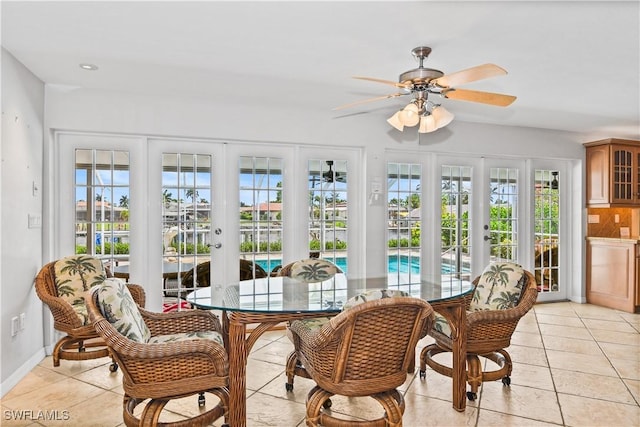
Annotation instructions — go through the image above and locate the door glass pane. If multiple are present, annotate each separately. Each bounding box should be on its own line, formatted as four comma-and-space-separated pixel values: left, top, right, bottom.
489, 167, 518, 263
441, 165, 472, 282
535, 170, 560, 293
309, 160, 347, 271
387, 163, 421, 284
239, 156, 283, 277
161, 153, 212, 303
75, 149, 130, 275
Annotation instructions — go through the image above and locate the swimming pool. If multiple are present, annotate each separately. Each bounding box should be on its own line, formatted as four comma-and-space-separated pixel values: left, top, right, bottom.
255, 256, 464, 275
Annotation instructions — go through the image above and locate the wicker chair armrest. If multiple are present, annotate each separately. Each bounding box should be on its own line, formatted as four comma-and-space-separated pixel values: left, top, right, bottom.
37, 291, 85, 329
93, 316, 227, 368
139, 307, 222, 336
468, 273, 538, 322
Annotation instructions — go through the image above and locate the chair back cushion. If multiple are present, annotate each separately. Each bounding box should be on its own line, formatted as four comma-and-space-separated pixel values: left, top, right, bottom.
290, 259, 339, 282
95, 278, 151, 343
54, 255, 108, 324
342, 288, 410, 311
470, 262, 525, 311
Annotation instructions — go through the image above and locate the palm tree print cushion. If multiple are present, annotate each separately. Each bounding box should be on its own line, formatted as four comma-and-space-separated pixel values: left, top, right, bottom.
290, 316, 333, 333
470, 262, 525, 311
432, 312, 454, 337
290, 289, 409, 334
290, 259, 339, 283
149, 330, 224, 346
342, 289, 410, 311
54, 255, 107, 324
96, 278, 151, 343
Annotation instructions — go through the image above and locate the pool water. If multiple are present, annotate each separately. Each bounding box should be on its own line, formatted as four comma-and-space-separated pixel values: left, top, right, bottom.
255, 255, 459, 275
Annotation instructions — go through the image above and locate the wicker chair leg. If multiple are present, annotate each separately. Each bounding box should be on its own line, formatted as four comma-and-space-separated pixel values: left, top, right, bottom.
53, 336, 110, 366
372, 389, 405, 427
285, 351, 312, 392
139, 398, 168, 426
481, 349, 513, 384
306, 385, 332, 427
123, 391, 228, 427
419, 343, 451, 379
285, 351, 298, 391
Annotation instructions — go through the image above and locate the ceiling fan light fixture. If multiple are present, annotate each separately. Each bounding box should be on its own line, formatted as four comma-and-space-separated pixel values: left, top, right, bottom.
418, 114, 437, 133
399, 102, 420, 127
387, 111, 405, 131
431, 105, 455, 129
338, 47, 516, 137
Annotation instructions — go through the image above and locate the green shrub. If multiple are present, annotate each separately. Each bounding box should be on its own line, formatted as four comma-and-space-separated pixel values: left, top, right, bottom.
240, 241, 256, 252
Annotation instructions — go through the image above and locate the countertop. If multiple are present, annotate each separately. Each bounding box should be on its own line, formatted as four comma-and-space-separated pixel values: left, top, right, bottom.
586, 236, 640, 243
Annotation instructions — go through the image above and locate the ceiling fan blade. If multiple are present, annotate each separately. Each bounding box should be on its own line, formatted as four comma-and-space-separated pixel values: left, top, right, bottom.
353, 76, 412, 89
333, 93, 406, 111
442, 88, 516, 107
434, 64, 507, 88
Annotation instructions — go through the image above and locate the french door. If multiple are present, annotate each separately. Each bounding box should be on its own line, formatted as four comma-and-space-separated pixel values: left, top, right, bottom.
56, 133, 364, 311
436, 155, 567, 302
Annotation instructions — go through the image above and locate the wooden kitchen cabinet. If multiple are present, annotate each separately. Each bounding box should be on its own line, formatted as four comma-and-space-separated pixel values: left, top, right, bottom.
585, 138, 640, 207
586, 238, 640, 313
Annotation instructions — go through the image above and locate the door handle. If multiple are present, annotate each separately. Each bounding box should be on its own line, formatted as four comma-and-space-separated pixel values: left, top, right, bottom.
484, 235, 491, 241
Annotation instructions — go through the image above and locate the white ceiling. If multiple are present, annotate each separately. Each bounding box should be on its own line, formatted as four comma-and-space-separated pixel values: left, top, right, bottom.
2, 1, 639, 140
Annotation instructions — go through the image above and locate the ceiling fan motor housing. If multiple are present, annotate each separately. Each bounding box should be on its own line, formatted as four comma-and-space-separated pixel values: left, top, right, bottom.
399, 67, 445, 88
400, 46, 444, 87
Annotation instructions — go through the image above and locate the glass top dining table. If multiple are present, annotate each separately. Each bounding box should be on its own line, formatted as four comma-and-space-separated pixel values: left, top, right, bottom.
187, 273, 473, 313
186, 274, 474, 427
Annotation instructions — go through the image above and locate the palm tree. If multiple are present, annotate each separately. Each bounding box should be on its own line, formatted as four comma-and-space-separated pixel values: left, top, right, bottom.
185, 189, 199, 202
162, 189, 174, 205
119, 195, 129, 208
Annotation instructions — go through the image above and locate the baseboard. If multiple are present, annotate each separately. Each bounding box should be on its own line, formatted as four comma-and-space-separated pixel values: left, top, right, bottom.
0, 348, 46, 398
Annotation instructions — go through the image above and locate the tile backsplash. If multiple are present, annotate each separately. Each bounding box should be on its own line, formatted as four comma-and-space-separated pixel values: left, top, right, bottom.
587, 207, 640, 238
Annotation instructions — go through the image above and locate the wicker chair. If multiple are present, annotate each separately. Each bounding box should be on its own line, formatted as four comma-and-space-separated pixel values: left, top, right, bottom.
34, 255, 146, 370
419, 262, 539, 401
168, 260, 212, 300
287, 296, 434, 426
86, 279, 229, 427
239, 258, 268, 280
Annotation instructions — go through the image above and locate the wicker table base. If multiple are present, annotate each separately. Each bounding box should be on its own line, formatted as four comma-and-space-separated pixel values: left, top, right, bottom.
221, 297, 467, 427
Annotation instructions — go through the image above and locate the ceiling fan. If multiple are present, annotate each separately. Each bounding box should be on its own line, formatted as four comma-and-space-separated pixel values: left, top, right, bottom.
334, 46, 517, 133
322, 161, 346, 183
309, 161, 347, 187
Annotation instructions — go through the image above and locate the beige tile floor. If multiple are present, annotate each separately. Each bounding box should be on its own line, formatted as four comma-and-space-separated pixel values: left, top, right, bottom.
2, 301, 639, 426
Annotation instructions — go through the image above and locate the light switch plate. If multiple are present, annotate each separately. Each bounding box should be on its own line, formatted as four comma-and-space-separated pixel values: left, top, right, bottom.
587, 214, 600, 224
28, 214, 41, 228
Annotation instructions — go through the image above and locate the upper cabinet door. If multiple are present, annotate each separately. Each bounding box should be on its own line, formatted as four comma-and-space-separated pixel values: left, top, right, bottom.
585, 139, 640, 207
586, 144, 610, 206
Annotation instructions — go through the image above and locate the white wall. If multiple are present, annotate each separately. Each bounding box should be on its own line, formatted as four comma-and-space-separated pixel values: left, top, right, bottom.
1, 49, 46, 395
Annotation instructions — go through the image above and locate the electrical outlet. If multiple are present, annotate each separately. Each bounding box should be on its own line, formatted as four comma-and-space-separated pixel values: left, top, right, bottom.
11, 316, 19, 337
19, 313, 26, 330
